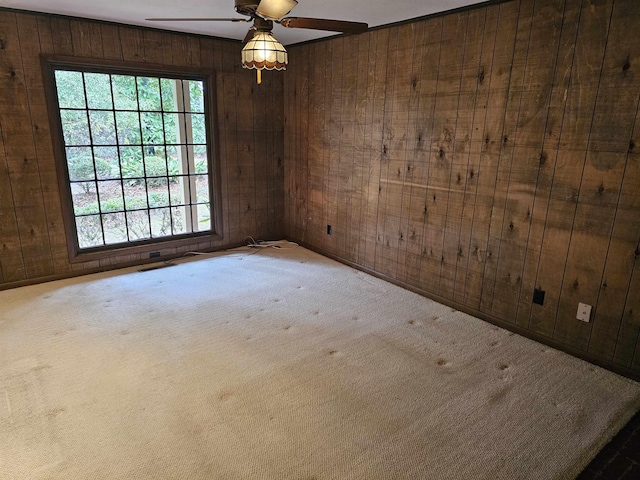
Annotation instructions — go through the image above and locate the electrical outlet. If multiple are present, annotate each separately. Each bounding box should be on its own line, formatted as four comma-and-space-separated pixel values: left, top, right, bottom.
576, 302, 592, 322
149, 251, 161, 258
532, 288, 545, 305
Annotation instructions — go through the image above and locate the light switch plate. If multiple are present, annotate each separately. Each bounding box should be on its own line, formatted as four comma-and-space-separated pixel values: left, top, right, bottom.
576, 302, 592, 322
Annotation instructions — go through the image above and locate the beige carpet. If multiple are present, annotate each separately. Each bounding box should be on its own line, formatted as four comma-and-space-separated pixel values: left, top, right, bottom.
1, 244, 639, 479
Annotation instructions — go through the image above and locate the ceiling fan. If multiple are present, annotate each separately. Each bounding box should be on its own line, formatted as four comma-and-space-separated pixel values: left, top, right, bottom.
147, 0, 368, 83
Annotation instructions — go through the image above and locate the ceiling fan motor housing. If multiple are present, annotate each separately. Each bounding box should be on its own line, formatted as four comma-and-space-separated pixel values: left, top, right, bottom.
234, 0, 260, 17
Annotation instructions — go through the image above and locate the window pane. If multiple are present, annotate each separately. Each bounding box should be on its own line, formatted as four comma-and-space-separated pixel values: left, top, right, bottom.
71, 181, 99, 215
160, 78, 177, 111
148, 178, 170, 208
60, 109, 90, 145
98, 180, 124, 213
145, 150, 168, 178
169, 179, 184, 206
195, 175, 209, 203
195, 203, 211, 232
166, 146, 180, 175
137, 77, 162, 111
194, 146, 208, 173
94, 146, 118, 179
116, 111, 141, 145
120, 146, 144, 180
171, 207, 188, 235
85, 73, 113, 109
66, 147, 94, 181
163, 113, 180, 143
89, 110, 117, 145
112, 75, 138, 110
126, 211, 151, 241
187, 80, 205, 113
55, 71, 85, 108
191, 114, 206, 144
140, 112, 165, 145
123, 183, 148, 210
150, 208, 171, 238
102, 212, 128, 244
76, 215, 104, 248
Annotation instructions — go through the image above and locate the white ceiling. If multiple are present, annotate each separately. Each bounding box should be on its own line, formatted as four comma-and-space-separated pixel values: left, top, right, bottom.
3, 0, 490, 45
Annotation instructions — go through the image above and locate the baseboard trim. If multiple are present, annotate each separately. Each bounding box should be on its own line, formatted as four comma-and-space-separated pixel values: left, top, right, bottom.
0, 241, 247, 291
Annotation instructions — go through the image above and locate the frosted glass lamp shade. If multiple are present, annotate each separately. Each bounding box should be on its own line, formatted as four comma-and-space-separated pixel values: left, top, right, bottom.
241, 31, 288, 71
256, 0, 298, 20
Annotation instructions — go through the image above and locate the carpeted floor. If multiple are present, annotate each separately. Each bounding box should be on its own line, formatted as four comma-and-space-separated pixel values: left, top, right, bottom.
1, 244, 639, 479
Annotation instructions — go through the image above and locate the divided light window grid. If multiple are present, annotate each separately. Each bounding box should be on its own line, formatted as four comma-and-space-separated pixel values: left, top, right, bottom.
54, 69, 212, 250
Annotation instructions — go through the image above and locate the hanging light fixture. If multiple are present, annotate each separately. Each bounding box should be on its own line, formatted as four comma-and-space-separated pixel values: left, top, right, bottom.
241, 19, 287, 85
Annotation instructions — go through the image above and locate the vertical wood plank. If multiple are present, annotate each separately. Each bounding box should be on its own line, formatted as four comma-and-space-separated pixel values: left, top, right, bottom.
517, 0, 582, 328
439, 9, 483, 300
529, 0, 614, 339
551, 0, 617, 350
455, 4, 498, 304
21, 14, 71, 275
462, 0, 520, 309
491, 0, 566, 322
360, 29, 389, 270
0, 12, 54, 279
480, 0, 534, 315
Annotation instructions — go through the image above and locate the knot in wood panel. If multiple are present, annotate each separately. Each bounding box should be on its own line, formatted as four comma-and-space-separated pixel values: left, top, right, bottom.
478, 66, 485, 84
539, 152, 547, 165
623, 56, 631, 72
630, 140, 635, 152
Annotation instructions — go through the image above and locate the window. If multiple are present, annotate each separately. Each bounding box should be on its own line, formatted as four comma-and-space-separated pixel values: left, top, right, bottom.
43, 57, 221, 260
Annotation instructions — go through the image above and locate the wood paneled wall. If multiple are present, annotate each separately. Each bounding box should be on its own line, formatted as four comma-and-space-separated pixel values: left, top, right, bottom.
0, 10, 284, 287
284, 0, 640, 375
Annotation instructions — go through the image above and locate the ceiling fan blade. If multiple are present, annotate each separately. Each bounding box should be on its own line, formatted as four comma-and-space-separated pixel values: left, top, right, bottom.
279, 17, 368, 34
242, 28, 256, 46
145, 18, 248, 22
256, 0, 298, 20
